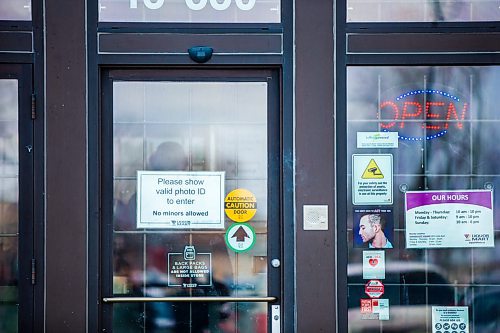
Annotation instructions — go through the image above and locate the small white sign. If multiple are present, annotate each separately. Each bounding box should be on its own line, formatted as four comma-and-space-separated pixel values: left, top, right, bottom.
303, 205, 328, 230
136, 171, 225, 229
373, 299, 389, 320
432, 306, 469, 333
405, 190, 494, 248
363, 251, 385, 279
352, 154, 393, 205
357, 132, 399, 149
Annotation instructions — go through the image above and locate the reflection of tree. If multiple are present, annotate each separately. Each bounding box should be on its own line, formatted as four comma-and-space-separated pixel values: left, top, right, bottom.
113, 141, 235, 332
425, 67, 478, 187
348, 0, 474, 22
431, 0, 445, 21
430, 1, 473, 21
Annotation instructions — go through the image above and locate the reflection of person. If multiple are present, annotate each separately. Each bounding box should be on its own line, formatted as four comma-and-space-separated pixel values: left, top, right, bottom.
114, 141, 189, 231
149, 141, 188, 171
113, 141, 233, 332
174, 277, 231, 333
358, 214, 393, 249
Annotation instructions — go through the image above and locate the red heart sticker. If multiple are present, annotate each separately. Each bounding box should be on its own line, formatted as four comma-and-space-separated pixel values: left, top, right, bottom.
368, 258, 378, 267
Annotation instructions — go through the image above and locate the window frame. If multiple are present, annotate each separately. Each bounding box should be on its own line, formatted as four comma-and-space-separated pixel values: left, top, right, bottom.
336, 0, 500, 331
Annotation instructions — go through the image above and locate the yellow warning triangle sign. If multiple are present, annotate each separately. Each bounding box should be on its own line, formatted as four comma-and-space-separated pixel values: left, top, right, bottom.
361, 159, 384, 179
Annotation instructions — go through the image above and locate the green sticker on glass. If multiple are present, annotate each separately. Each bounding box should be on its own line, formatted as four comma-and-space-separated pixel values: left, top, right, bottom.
225, 223, 256, 253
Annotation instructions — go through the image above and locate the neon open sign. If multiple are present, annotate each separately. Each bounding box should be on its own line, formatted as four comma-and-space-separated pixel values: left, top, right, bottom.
378, 89, 468, 141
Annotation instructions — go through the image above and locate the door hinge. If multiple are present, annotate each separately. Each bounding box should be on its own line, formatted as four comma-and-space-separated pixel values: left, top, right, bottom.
31, 259, 36, 285
31, 93, 36, 120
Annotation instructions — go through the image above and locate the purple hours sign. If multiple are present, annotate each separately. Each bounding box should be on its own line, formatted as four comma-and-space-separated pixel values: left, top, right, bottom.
405, 190, 494, 249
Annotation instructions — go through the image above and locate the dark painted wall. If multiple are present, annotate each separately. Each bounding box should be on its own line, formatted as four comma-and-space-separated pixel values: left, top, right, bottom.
295, 0, 337, 331
45, 0, 87, 331
42, 0, 336, 331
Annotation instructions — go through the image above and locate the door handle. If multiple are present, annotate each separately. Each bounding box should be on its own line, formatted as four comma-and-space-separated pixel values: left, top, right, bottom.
103, 296, 277, 303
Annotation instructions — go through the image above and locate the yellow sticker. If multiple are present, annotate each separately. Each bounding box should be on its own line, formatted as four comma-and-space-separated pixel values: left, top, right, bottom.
362, 159, 384, 179
224, 188, 257, 223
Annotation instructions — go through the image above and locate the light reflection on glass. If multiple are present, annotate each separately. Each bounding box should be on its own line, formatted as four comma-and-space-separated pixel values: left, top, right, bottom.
99, 0, 280, 23
0, 79, 19, 333
347, 66, 500, 332
0, 1, 31, 21
112, 81, 268, 332
347, 0, 500, 22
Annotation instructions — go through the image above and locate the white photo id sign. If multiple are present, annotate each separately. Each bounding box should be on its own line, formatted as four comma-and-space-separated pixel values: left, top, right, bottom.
137, 171, 225, 229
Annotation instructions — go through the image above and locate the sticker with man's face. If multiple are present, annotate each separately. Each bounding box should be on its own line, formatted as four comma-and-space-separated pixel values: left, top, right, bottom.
353, 208, 394, 249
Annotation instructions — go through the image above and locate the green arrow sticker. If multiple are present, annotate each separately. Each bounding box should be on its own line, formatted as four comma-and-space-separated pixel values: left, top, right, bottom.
225, 223, 256, 253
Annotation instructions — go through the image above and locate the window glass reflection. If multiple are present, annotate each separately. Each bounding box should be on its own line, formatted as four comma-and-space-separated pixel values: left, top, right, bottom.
347, 66, 500, 332
112, 80, 268, 331
0, 0, 31, 21
0, 79, 19, 332
347, 0, 500, 22
99, 0, 280, 23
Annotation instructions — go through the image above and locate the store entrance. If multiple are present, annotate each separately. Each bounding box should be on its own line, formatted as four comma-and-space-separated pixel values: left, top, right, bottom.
100, 69, 282, 332
0, 64, 35, 332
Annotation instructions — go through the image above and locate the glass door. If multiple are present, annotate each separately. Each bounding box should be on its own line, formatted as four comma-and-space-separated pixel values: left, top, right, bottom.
0, 64, 34, 332
101, 69, 281, 333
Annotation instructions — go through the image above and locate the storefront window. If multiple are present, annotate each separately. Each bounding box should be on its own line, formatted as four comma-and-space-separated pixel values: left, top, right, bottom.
347, 0, 500, 22
99, 0, 280, 23
0, 0, 31, 21
347, 66, 500, 332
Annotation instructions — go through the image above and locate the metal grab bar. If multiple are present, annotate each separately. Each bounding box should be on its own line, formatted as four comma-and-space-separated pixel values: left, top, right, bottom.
103, 296, 278, 303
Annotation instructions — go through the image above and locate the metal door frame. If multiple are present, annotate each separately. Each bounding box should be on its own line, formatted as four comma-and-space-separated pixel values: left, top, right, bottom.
99, 67, 283, 332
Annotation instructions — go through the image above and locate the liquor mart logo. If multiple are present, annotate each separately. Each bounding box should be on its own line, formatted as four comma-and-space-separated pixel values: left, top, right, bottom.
465, 233, 490, 244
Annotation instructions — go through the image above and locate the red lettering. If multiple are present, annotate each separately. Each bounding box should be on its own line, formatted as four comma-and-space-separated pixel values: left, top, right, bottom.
400, 101, 422, 128
445, 102, 467, 129
423, 101, 444, 130
378, 91, 468, 139
379, 101, 398, 129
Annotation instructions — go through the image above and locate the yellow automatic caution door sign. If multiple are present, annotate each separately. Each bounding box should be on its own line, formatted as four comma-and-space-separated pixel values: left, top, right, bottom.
224, 188, 257, 222
362, 159, 384, 179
